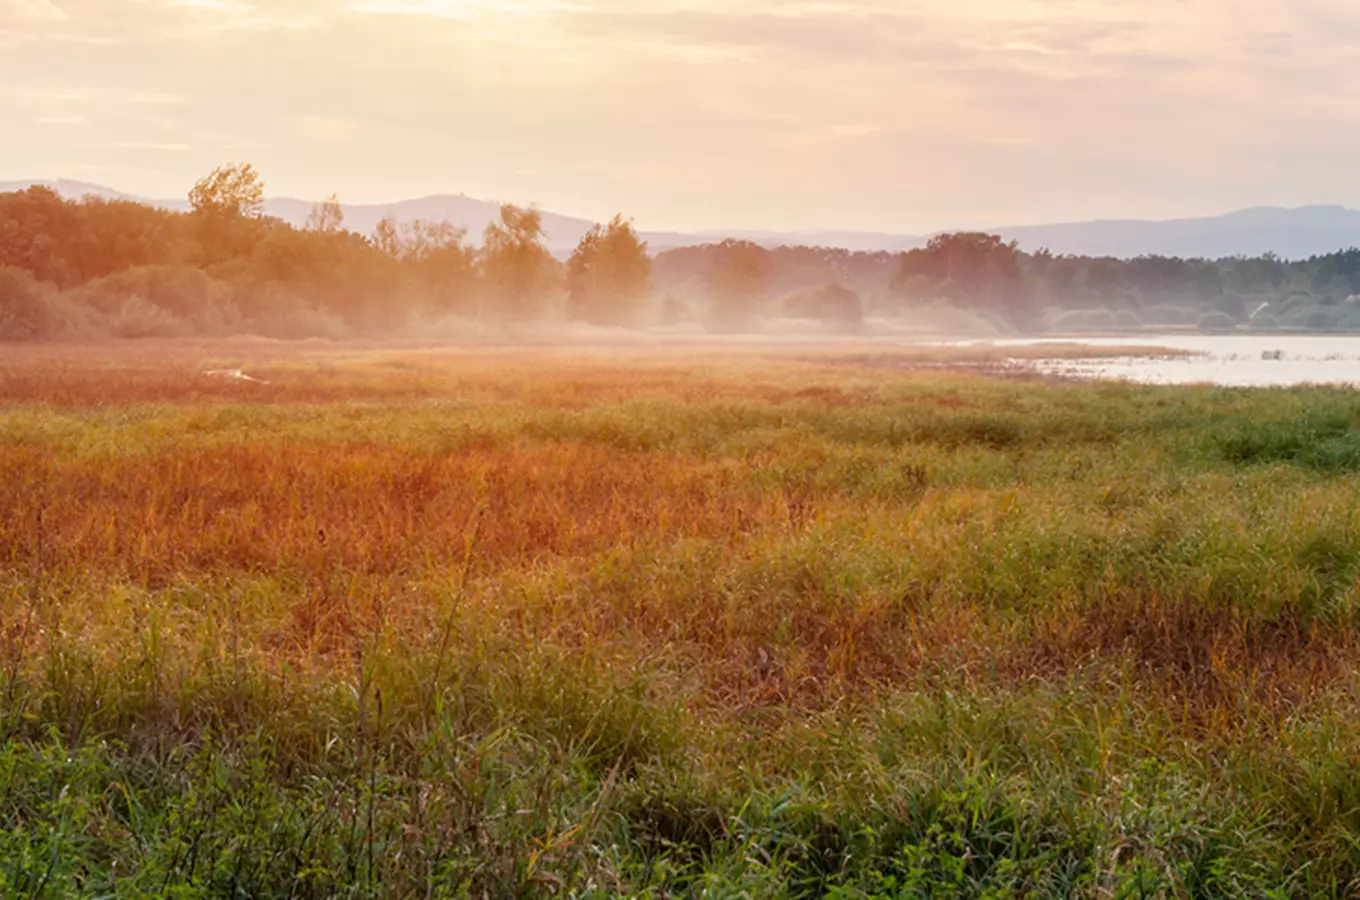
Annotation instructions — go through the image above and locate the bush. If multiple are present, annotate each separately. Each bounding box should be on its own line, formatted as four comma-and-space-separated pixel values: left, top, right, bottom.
0, 266, 68, 340
69, 265, 238, 335
781, 284, 864, 331
658, 295, 689, 326
1249, 313, 1280, 331
885, 299, 1002, 337
1114, 309, 1142, 330
1282, 305, 1342, 331
247, 284, 350, 339
1306, 308, 1337, 330
1139, 304, 1198, 326
1047, 308, 1116, 333
1197, 311, 1237, 332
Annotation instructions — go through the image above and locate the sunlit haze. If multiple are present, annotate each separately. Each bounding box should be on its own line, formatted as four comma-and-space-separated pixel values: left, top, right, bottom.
4, 0, 1359, 231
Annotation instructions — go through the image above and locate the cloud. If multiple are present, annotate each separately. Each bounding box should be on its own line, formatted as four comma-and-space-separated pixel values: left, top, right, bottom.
112, 141, 192, 151
3, 0, 1360, 230
4, 0, 67, 20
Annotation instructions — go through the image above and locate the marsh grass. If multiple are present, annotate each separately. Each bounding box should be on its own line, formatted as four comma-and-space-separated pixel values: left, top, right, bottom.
3, 342, 1360, 896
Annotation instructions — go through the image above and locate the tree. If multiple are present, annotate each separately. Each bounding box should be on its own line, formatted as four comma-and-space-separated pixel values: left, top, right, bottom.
188, 163, 265, 220
306, 194, 344, 233
0, 187, 75, 287
567, 215, 651, 326
372, 215, 402, 258
704, 240, 769, 330
187, 163, 267, 265
781, 283, 863, 332
0, 265, 62, 339
889, 232, 1038, 329
481, 204, 555, 322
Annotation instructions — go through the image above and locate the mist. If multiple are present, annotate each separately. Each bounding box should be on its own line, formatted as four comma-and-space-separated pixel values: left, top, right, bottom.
5, 164, 1360, 346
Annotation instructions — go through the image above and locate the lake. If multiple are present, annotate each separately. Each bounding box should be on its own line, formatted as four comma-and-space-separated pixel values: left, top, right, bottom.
981, 335, 1360, 387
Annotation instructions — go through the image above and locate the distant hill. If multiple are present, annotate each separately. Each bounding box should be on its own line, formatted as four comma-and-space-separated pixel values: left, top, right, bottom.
7, 179, 1360, 260
990, 206, 1360, 260
0, 179, 607, 255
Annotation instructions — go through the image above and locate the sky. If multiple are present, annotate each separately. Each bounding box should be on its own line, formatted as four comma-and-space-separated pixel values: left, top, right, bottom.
3, 0, 1360, 233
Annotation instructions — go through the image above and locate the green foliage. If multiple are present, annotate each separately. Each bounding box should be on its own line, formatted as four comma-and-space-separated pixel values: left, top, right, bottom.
1218, 410, 1360, 473
1048, 308, 1117, 332
891, 233, 1039, 331
0, 265, 64, 339
13, 167, 1360, 341
703, 239, 771, 331
567, 215, 652, 326
781, 283, 864, 332
305, 193, 345, 233
10, 352, 1360, 891
188, 162, 265, 220
1197, 310, 1237, 332
659, 294, 689, 326
1139, 304, 1199, 326
1114, 308, 1142, 330
482, 204, 558, 321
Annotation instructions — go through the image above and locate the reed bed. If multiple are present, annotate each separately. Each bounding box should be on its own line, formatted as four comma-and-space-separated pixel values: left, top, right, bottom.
2, 341, 1359, 897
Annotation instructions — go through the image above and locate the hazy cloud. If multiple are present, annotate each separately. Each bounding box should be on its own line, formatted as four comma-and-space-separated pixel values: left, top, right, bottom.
2, 0, 1360, 231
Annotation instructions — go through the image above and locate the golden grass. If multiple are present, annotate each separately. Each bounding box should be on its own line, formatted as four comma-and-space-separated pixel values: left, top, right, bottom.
3, 339, 1360, 895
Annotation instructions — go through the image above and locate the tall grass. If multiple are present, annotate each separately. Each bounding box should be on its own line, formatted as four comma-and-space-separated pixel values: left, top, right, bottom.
3, 342, 1360, 896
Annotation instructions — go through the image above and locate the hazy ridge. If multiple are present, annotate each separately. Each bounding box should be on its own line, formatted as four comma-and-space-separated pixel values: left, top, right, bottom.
7, 178, 1360, 260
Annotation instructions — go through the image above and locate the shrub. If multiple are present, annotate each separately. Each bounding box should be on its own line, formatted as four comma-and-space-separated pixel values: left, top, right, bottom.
1139, 304, 1198, 326
1082, 308, 1116, 331
1281, 305, 1341, 331
0, 266, 68, 340
658, 295, 689, 326
1249, 312, 1280, 331
1306, 308, 1337, 330
107, 294, 188, 338
893, 299, 1002, 336
1114, 309, 1142, 330
1197, 310, 1236, 332
1047, 308, 1116, 333
69, 265, 239, 335
247, 284, 350, 339
781, 284, 864, 331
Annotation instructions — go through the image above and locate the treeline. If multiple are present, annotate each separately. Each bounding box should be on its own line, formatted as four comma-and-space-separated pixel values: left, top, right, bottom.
0, 164, 651, 340
653, 233, 1360, 335
7, 163, 1360, 340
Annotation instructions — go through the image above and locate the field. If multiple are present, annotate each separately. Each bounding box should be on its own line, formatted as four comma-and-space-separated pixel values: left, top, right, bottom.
4, 339, 1360, 897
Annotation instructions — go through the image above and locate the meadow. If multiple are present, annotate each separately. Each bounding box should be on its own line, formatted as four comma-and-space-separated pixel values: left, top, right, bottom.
3, 338, 1360, 897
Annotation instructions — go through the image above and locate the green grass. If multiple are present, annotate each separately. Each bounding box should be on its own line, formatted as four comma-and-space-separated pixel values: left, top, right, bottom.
3, 345, 1360, 896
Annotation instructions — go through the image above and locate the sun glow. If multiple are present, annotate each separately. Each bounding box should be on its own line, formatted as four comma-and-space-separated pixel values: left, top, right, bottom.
347, 0, 572, 17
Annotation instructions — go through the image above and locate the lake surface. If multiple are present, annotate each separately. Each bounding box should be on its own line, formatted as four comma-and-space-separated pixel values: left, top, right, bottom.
991, 335, 1360, 388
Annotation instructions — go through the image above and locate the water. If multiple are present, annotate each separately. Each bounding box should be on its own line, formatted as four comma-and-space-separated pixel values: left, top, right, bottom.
988, 335, 1360, 387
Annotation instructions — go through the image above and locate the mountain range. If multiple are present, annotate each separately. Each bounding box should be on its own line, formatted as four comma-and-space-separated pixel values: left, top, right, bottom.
7, 178, 1360, 261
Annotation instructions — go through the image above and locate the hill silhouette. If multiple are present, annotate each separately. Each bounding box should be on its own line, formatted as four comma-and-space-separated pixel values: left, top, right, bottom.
6, 179, 1360, 260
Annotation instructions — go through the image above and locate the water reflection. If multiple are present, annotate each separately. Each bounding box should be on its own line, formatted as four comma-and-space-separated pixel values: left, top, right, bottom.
984, 335, 1360, 387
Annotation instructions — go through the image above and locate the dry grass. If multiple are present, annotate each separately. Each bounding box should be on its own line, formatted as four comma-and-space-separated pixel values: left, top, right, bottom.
2, 339, 1360, 897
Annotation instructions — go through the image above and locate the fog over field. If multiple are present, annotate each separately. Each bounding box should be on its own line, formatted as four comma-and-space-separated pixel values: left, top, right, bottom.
10, 0, 1360, 896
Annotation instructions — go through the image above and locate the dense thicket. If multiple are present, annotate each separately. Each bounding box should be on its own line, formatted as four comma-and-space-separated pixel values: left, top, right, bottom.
6, 165, 1360, 339
0, 166, 646, 340
652, 234, 1360, 335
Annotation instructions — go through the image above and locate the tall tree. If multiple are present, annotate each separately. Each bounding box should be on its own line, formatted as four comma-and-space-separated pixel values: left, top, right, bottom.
481, 204, 555, 321
704, 239, 769, 329
188, 163, 267, 264
306, 194, 344, 233
188, 163, 265, 220
567, 215, 651, 326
